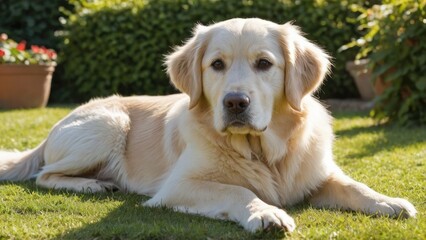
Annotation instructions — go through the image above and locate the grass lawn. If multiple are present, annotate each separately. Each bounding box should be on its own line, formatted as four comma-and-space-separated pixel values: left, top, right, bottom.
0, 107, 425, 239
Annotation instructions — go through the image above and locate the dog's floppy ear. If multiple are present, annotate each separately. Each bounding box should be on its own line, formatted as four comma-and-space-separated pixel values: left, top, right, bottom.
278, 23, 331, 111
166, 24, 209, 109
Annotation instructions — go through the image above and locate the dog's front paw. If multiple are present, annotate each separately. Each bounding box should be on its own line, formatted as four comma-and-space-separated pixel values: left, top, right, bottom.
246, 202, 295, 233
142, 198, 161, 207
368, 197, 417, 218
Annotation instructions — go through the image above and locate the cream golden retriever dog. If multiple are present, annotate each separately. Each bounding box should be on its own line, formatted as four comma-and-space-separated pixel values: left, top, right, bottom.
0, 18, 416, 232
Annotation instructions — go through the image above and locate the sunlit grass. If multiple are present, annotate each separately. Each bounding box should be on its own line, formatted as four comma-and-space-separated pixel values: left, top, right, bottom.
0, 108, 424, 239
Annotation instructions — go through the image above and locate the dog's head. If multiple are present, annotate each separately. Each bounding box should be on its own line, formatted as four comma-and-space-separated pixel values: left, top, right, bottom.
167, 18, 330, 135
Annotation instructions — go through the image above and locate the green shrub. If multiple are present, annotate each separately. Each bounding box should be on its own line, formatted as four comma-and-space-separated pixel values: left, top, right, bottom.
0, 0, 71, 49
345, 0, 426, 126
58, 0, 362, 102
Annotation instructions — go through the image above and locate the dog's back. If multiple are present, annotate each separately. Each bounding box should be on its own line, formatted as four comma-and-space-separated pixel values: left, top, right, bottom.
0, 94, 187, 194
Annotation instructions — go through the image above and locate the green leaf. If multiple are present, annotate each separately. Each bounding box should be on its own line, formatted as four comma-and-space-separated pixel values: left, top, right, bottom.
415, 76, 426, 91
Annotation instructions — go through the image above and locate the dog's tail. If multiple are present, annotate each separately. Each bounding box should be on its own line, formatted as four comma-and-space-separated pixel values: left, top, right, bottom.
0, 140, 46, 181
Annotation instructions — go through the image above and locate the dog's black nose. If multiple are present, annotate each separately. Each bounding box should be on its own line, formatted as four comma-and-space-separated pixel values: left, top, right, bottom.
223, 92, 250, 114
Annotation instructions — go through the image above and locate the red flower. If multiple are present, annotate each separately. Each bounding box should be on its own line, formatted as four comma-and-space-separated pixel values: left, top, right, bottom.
0, 49, 5, 57
16, 41, 26, 51
31, 45, 41, 53
46, 50, 57, 60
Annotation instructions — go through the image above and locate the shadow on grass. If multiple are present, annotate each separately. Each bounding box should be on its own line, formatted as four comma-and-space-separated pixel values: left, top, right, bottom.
333, 111, 426, 159
1, 181, 290, 240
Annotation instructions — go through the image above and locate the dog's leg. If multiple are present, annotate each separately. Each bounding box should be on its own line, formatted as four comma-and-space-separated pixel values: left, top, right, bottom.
35, 103, 130, 193
309, 173, 417, 218
36, 154, 119, 193
143, 148, 295, 233
36, 173, 118, 192
144, 180, 295, 232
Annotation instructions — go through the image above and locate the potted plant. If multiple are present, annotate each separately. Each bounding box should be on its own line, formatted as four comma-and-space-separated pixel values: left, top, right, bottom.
345, 59, 391, 101
341, 1, 425, 126
0, 33, 57, 109
341, 4, 392, 101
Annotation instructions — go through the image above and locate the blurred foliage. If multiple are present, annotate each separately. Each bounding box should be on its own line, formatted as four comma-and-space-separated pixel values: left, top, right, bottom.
0, 0, 71, 49
57, 0, 364, 102
343, 0, 426, 126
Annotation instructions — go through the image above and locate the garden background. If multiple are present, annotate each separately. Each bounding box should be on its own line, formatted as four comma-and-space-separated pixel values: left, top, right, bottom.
1, 0, 424, 125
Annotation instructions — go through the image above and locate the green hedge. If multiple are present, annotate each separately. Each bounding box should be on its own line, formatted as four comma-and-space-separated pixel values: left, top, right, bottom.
0, 0, 71, 49
58, 0, 363, 102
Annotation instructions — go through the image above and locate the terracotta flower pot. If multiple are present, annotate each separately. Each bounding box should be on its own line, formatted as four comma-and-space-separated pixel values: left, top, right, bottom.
346, 59, 375, 100
346, 59, 391, 101
0, 64, 54, 109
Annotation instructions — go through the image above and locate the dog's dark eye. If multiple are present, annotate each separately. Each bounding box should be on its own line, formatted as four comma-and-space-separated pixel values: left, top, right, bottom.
256, 59, 272, 71
211, 59, 225, 71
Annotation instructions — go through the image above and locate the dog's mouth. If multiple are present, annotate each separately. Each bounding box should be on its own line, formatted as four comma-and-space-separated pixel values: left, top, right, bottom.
228, 120, 247, 127
222, 120, 267, 134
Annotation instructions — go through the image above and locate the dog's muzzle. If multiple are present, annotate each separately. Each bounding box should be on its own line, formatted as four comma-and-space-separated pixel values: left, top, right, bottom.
223, 92, 250, 114
222, 92, 252, 128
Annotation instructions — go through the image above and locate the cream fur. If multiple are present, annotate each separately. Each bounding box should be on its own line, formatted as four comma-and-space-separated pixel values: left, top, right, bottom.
0, 18, 416, 232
